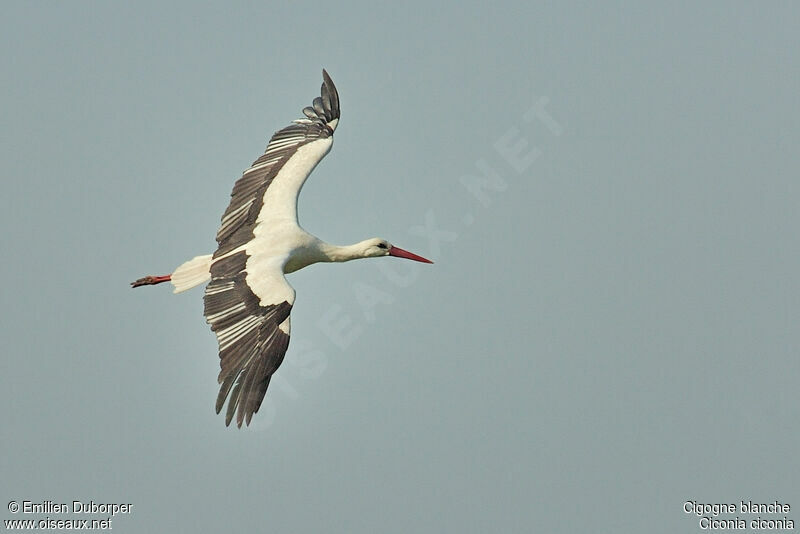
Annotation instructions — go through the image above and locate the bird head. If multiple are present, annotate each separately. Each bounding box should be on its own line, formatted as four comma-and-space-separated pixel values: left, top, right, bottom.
361, 238, 433, 263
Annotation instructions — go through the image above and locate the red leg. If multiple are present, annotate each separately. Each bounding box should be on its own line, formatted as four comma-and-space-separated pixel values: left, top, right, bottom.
131, 274, 172, 288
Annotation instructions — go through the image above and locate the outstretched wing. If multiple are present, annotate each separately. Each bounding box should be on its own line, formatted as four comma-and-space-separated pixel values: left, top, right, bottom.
204, 250, 296, 427
213, 69, 341, 259
205, 70, 340, 427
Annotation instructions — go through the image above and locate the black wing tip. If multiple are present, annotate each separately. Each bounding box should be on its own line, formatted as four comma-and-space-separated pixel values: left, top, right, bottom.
320, 68, 340, 122
322, 68, 332, 84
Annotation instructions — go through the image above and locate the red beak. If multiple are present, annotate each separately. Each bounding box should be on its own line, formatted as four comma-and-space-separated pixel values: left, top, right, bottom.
388, 246, 434, 264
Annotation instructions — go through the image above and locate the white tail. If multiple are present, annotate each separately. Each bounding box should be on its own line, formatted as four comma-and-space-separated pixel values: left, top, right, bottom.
171, 254, 213, 293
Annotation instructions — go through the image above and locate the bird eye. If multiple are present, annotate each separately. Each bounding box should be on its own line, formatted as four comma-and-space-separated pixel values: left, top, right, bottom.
377, 243, 387, 249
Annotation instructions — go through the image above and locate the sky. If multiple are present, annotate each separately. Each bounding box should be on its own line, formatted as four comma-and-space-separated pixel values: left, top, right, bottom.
1, 2, 798, 533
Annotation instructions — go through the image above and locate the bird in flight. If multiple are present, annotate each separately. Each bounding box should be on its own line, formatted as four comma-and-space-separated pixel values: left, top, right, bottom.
132, 70, 433, 427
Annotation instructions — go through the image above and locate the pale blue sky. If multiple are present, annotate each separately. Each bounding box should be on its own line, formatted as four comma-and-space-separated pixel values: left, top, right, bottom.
2, 2, 798, 533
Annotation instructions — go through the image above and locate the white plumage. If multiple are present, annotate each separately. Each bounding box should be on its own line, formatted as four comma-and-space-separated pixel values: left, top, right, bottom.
133, 70, 432, 427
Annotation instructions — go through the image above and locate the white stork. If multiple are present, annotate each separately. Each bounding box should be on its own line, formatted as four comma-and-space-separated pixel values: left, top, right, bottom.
132, 70, 433, 427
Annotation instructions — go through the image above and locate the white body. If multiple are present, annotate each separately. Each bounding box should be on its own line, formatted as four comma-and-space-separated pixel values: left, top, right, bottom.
146, 71, 430, 428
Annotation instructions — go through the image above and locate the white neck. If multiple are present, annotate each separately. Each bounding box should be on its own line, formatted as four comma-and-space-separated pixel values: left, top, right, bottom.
318, 240, 370, 263
284, 238, 376, 274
